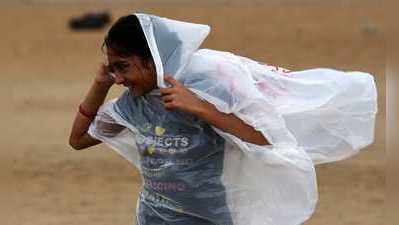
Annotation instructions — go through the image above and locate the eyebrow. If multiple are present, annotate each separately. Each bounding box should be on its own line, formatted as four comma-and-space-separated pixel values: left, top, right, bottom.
108, 60, 129, 69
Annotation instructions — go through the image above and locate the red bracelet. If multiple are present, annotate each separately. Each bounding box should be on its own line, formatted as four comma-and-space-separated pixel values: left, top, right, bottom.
79, 104, 97, 120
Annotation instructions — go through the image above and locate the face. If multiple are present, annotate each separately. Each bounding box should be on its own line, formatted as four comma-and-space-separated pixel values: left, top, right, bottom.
106, 48, 157, 96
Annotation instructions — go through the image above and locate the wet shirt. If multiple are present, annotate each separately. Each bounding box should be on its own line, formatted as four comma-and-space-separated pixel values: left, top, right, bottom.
115, 91, 233, 225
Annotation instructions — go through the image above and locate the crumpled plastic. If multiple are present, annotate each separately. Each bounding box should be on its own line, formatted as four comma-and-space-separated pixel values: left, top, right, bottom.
88, 13, 377, 225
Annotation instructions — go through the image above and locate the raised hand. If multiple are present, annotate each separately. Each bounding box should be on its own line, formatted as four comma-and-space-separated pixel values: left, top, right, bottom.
94, 63, 115, 88
160, 75, 207, 115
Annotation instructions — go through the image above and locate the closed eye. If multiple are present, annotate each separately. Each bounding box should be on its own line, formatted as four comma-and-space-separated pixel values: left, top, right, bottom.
110, 62, 129, 73
115, 64, 128, 71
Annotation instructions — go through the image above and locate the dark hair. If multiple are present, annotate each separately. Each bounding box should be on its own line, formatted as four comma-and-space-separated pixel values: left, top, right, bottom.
102, 15, 152, 60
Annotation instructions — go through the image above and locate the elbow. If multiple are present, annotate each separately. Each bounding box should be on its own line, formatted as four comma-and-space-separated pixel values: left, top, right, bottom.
252, 138, 269, 146
69, 137, 84, 150
252, 132, 270, 146
259, 139, 270, 146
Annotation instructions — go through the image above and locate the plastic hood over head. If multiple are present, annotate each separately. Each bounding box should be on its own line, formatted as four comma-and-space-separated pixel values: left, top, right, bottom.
135, 13, 210, 88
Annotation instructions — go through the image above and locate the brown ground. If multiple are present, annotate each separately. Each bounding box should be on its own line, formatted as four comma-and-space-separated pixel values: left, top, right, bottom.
3, 1, 385, 225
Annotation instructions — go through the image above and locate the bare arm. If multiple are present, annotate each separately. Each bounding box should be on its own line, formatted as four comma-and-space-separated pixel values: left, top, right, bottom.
69, 64, 115, 150
196, 101, 269, 145
160, 76, 269, 146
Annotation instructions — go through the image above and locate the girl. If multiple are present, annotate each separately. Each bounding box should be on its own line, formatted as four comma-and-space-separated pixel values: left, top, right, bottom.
69, 13, 377, 225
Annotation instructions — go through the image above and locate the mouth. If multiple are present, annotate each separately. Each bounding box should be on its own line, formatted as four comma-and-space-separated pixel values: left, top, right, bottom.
122, 82, 133, 89
128, 85, 137, 93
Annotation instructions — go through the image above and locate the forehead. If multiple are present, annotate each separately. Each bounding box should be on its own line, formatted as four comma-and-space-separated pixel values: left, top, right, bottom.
106, 48, 125, 62
105, 48, 140, 65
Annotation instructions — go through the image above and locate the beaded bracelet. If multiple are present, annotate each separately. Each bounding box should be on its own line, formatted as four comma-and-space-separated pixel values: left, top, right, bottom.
79, 104, 97, 120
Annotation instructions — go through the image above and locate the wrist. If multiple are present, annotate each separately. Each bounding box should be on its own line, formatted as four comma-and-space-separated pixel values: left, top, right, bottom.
93, 79, 113, 90
79, 104, 97, 120
194, 100, 213, 119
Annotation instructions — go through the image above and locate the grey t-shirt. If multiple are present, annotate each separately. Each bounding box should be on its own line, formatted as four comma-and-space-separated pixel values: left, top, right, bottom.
115, 90, 233, 225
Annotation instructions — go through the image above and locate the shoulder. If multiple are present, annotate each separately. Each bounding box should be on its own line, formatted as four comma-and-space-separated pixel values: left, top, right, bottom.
115, 89, 143, 115
183, 49, 252, 87
116, 89, 137, 106
191, 49, 238, 63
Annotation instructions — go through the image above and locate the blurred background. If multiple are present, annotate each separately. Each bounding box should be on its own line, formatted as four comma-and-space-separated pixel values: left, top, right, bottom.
4, 0, 384, 225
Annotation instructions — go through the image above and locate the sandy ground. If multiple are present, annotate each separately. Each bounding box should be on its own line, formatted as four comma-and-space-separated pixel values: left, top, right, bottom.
3, 1, 385, 225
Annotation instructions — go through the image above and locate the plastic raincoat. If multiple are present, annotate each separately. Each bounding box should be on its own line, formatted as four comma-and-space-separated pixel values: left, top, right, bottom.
88, 13, 377, 225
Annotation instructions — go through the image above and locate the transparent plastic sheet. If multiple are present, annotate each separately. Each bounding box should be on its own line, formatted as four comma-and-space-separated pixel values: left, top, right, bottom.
235, 53, 378, 164
88, 13, 377, 225
89, 90, 317, 225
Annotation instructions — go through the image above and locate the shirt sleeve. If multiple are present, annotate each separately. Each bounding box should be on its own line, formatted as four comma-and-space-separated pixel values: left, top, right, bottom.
88, 99, 141, 167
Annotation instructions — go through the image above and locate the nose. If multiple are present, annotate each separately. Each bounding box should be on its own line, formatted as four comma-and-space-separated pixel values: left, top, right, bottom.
114, 73, 125, 85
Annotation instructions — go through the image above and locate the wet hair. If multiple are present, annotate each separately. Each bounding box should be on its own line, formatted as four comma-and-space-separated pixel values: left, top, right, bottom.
102, 15, 152, 60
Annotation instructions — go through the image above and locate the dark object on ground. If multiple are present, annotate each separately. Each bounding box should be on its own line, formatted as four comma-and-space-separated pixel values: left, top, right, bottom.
69, 11, 111, 30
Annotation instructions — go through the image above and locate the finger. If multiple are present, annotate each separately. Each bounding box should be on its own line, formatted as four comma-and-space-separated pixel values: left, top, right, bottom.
164, 75, 181, 87
163, 101, 176, 110
100, 63, 110, 75
98, 63, 105, 71
160, 87, 175, 95
162, 94, 175, 102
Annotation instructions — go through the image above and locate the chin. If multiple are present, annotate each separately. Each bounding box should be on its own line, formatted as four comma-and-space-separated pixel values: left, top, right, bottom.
129, 87, 144, 96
